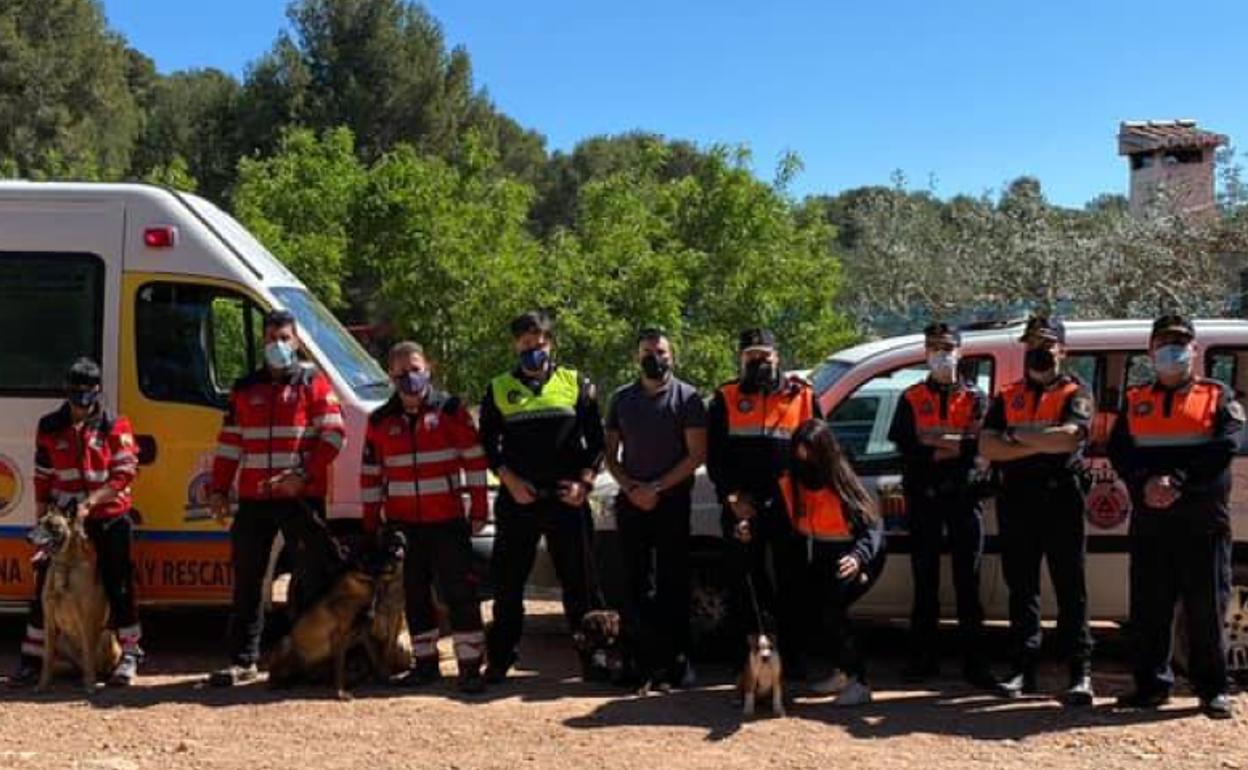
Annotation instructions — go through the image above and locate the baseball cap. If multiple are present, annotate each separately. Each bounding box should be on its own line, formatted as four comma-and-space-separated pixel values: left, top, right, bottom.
923, 322, 962, 346
1150, 313, 1195, 342
1019, 315, 1066, 344
738, 328, 776, 353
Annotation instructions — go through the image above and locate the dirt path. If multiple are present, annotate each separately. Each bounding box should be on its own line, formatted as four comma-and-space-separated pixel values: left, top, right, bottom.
0, 603, 1243, 770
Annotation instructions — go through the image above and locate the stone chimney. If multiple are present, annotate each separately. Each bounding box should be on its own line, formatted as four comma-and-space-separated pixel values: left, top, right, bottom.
1118, 119, 1226, 218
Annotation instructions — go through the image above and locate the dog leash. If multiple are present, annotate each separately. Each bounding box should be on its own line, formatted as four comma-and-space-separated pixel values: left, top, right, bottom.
576, 498, 610, 612
743, 571, 767, 636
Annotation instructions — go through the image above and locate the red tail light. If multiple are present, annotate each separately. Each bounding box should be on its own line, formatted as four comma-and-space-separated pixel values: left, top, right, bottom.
143, 226, 178, 248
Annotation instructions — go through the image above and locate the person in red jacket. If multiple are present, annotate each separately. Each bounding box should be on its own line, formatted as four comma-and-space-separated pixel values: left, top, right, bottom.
207, 309, 347, 687
10, 358, 142, 687
361, 341, 490, 693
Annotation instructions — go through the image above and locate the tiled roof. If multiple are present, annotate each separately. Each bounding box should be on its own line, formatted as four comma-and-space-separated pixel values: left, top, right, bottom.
1118, 120, 1227, 155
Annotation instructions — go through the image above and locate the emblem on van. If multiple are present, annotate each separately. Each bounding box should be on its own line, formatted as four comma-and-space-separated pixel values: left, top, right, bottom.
1085, 479, 1131, 530
0, 454, 24, 519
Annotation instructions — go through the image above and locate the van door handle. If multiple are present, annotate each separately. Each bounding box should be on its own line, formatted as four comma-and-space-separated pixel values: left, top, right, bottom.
135, 435, 158, 466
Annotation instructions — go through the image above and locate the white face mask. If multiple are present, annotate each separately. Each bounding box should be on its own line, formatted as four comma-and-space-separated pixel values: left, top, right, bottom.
927, 351, 959, 383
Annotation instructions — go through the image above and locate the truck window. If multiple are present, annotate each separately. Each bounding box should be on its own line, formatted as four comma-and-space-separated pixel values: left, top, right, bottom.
1205, 347, 1248, 454
827, 356, 994, 472
136, 283, 264, 409
0, 253, 104, 395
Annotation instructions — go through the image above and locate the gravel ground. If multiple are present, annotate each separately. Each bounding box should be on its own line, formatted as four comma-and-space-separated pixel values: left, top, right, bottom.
0, 601, 1243, 770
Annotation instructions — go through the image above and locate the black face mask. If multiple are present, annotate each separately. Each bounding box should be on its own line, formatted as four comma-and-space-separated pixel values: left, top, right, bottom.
740, 359, 777, 394
1025, 348, 1057, 374
795, 460, 828, 490
641, 353, 671, 381
68, 390, 100, 409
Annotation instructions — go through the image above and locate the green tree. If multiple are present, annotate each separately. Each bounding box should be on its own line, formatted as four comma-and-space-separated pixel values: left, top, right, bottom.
352, 132, 542, 397
131, 69, 243, 199
232, 127, 368, 310
0, 0, 140, 179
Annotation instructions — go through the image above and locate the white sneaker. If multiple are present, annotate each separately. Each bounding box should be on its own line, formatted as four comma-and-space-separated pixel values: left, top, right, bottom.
832, 679, 872, 707
810, 670, 849, 695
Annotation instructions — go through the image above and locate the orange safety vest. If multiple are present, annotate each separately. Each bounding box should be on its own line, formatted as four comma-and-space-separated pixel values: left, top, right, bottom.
719, 381, 816, 441
999, 378, 1082, 432
778, 474, 852, 541
902, 382, 980, 439
1125, 379, 1221, 448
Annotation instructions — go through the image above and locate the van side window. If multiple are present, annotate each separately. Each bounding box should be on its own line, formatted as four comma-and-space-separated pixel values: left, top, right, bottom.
828, 356, 994, 472
136, 283, 264, 409
0, 253, 104, 395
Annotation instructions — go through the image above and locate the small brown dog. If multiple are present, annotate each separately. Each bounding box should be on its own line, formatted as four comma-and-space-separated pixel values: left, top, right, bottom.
574, 608, 629, 684
29, 508, 122, 695
739, 633, 784, 717
267, 528, 409, 699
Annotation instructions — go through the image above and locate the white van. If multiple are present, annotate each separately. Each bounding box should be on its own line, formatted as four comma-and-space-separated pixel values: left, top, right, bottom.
0, 182, 396, 607
592, 320, 1248, 674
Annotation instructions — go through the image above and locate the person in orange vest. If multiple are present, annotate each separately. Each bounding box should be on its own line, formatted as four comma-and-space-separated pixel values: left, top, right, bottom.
1109, 314, 1243, 720
361, 341, 490, 693
889, 323, 998, 691
980, 316, 1096, 705
780, 419, 884, 705
11, 358, 142, 687
206, 309, 347, 687
707, 328, 820, 680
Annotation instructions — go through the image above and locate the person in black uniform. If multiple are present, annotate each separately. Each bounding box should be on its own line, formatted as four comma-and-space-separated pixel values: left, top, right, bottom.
478, 310, 605, 683
979, 316, 1096, 705
1109, 314, 1243, 720
890, 323, 998, 691
706, 328, 821, 680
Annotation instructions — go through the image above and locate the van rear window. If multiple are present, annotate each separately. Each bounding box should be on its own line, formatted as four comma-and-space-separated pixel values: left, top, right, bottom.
0, 252, 104, 395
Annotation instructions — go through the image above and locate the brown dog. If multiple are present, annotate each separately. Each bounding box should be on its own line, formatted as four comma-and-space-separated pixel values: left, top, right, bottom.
574, 608, 630, 684
267, 527, 408, 699
29, 508, 122, 695
738, 633, 784, 717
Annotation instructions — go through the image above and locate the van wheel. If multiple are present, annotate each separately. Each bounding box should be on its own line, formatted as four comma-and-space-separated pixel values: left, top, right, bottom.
1174, 562, 1248, 684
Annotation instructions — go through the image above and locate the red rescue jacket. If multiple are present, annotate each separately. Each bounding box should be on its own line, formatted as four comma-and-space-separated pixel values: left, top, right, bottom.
361, 393, 489, 532
34, 403, 138, 520
211, 365, 345, 500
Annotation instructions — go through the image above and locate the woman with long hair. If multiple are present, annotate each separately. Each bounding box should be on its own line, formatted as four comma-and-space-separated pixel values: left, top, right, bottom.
779, 418, 886, 706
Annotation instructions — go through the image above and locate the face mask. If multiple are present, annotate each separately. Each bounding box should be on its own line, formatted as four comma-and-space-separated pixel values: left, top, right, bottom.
795, 459, 828, 489
927, 351, 959, 383
397, 370, 431, 397
68, 389, 99, 409
1024, 347, 1057, 374
1153, 344, 1192, 378
641, 353, 671, 381
740, 359, 777, 394
265, 340, 297, 370
519, 348, 549, 373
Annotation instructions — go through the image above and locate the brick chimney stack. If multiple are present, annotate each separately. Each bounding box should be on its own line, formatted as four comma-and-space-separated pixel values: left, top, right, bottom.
1118, 119, 1226, 219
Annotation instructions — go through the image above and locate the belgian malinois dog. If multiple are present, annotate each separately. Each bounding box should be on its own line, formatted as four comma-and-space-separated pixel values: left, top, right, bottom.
267, 527, 409, 699
29, 507, 122, 695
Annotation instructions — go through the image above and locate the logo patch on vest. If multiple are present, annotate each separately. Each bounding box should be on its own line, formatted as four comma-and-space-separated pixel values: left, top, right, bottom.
506, 389, 523, 405
919, 400, 935, 415
737, 399, 754, 414
1010, 394, 1025, 411
1134, 401, 1153, 417
388, 426, 401, 437
424, 413, 440, 430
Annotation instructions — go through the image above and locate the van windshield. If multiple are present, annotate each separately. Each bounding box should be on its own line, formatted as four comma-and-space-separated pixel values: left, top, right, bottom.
811, 359, 853, 396
271, 287, 391, 402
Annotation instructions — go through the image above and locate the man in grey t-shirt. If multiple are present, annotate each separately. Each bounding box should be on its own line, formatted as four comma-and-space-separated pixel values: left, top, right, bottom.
605, 328, 707, 688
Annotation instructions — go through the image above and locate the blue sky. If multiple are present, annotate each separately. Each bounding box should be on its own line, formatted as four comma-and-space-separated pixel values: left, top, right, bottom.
102, 0, 1248, 208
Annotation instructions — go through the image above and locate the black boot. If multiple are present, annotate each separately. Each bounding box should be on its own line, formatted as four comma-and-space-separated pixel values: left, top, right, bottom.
483, 652, 515, 685
902, 653, 941, 683
401, 657, 442, 687
1062, 662, 1094, 707
457, 659, 485, 694
7, 655, 41, 688
1116, 688, 1171, 709
997, 663, 1039, 698
962, 660, 1002, 693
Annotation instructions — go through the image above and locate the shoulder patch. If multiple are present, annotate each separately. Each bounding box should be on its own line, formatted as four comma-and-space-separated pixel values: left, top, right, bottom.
1228, 401, 1246, 422
1070, 395, 1093, 419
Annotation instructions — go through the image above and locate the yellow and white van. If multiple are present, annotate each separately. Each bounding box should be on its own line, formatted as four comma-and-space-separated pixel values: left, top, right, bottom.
0, 182, 393, 607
